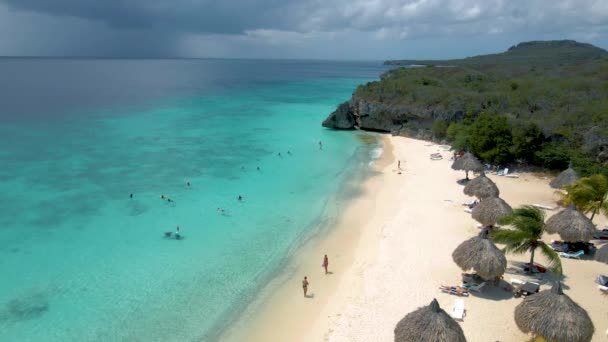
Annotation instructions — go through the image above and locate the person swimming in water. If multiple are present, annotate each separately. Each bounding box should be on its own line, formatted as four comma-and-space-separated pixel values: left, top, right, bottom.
287, 150, 292, 155
186, 181, 190, 187
161, 195, 165, 199
238, 195, 243, 201
319, 141, 323, 150
130, 193, 133, 198
278, 152, 282, 157
257, 166, 260, 171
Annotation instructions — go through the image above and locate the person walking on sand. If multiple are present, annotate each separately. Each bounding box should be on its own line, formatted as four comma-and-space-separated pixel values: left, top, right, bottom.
302, 276, 309, 297
397, 160, 401, 170
322, 254, 329, 274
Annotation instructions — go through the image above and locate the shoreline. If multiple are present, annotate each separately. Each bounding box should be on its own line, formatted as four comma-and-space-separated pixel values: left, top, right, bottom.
220, 133, 396, 342
221, 135, 608, 342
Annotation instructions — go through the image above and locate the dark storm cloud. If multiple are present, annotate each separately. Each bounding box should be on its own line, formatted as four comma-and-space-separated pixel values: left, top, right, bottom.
1, 0, 292, 34
0, 0, 606, 58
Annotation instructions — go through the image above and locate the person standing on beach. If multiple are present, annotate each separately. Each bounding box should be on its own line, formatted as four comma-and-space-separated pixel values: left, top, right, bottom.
397, 160, 401, 170
322, 255, 329, 274
302, 276, 309, 297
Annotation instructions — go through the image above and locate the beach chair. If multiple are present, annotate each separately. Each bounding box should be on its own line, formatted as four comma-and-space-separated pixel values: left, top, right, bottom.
463, 282, 486, 292
599, 285, 608, 293
559, 250, 584, 259
439, 285, 469, 297
597, 275, 608, 286
532, 203, 555, 210
451, 299, 466, 320
510, 278, 526, 286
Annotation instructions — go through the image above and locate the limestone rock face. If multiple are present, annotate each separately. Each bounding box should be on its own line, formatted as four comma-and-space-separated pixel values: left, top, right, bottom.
323, 94, 463, 139
322, 101, 355, 129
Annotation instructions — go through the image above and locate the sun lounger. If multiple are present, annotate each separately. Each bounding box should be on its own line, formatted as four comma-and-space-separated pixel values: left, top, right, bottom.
532, 204, 555, 210
439, 285, 469, 297
514, 281, 540, 297
451, 299, 466, 320
599, 285, 608, 293
505, 173, 519, 178
464, 208, 472, 213
510, 278, 526, 286
559, 250, 584, 259
463, 282, 485, 292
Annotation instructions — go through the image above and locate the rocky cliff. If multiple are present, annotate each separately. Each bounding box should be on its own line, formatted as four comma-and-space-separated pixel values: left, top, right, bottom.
322, 96, 456, 140
322, 40, 608, 169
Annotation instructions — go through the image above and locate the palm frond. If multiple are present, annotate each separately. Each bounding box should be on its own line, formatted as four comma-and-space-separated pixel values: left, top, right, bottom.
538, 242, 563, 275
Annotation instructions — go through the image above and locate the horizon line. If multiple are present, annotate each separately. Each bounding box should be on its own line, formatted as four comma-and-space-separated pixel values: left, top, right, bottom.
0, 56, 388, 63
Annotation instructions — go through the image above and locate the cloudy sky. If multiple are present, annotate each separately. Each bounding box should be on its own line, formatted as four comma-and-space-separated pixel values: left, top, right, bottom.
0, 0, 606, 60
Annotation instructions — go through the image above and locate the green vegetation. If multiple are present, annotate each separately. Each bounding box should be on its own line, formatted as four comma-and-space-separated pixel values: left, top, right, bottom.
562, 174, 608, 221
356, 40, 608, 175
492, 206, 562, 275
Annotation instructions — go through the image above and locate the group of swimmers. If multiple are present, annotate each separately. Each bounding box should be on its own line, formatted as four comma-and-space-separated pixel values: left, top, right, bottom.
134, 141, 325, 240
302, 254, 330, 297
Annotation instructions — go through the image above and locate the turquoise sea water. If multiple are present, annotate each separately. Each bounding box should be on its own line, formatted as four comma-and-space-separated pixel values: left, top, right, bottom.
0, 59, 388, 341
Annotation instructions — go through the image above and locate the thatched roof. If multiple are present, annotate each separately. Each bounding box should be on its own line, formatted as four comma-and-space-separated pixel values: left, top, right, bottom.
451, 152, 484, 172
471, 196, 513, 226
514, 282, 594, 342
550, 167, 580, 189
595, 244, 608, 264
394, 299, 466, 342
544, 205, 595, 242
463, 172, 499, 199
452, 230, 507, 279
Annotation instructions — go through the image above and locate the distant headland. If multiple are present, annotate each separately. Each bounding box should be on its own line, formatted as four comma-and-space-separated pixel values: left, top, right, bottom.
322, 40, 608, 175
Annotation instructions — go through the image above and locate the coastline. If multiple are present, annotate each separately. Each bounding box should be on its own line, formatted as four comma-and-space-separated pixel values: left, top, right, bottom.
220, 133, 396, 342
221, 135, 608, 342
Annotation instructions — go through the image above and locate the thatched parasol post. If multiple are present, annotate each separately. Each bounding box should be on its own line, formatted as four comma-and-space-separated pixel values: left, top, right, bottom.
514, 282, 594, 342
451, 152, 484, 180
544, 205, 595, 242
394, 298, 466, 342
471, 196, 513, 227
452, 229, 507, 280
463, 172, 499, 199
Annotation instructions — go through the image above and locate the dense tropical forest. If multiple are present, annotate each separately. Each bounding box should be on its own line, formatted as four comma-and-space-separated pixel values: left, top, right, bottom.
341, 41, 608, 175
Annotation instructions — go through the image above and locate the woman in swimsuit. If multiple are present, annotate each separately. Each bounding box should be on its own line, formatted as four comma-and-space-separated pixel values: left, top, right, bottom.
322, 255, 329, 274
302, 276, 309, 297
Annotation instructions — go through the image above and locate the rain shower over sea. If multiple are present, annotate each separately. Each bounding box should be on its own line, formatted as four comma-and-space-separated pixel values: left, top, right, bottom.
0, 59, 389, 341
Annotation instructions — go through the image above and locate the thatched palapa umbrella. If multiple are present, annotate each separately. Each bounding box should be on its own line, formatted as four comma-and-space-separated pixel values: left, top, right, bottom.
514, 282, 594, 342
544, 205, 595, 242
550, 166, 579, 189
595, 244, 608, 264
451, 152, 484, 180
394, 298, 466, 342
471, 196, 512, 227
463, 172, 499, 199
452, 230, 507, 279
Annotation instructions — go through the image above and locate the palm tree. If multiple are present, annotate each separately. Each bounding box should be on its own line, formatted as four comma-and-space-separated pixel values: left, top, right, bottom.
562, 174, 608, 221
491, 206, 562, 275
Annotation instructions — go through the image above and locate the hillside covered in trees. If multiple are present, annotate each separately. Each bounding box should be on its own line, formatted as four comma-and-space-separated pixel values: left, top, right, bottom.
322, 40, 608, 175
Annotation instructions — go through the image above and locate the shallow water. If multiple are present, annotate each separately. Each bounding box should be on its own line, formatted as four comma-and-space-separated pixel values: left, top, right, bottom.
0, 59, 389, 341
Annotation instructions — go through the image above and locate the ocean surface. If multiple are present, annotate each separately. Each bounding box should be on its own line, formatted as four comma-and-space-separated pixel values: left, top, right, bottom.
0, 59, 389, 341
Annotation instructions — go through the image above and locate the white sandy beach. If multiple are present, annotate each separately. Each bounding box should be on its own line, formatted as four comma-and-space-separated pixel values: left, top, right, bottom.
224, 135, 608, 342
